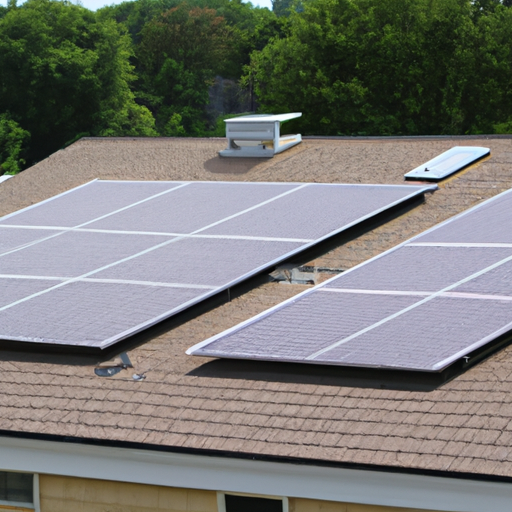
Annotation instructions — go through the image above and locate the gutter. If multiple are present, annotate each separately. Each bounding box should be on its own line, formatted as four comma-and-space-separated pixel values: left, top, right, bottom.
0, 433, 512, 512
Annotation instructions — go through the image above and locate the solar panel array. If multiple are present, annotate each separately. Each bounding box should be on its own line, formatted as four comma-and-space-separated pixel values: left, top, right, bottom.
188, 188, 512, 372
404, 146, 489, 181
0, 180, 435, 349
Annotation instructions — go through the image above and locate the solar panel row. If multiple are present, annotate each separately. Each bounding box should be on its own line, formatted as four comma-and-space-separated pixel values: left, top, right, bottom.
0, 180, 434, 349
188, 188, 512, 372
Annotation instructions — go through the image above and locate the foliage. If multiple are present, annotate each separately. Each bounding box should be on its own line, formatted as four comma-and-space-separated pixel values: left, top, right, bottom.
137, 3, 234, 134
246, 0, 512, 135
0, 0, 155, 167
4, 0, 512, 172
0, 113, 30, 175
102, 0, 282, 132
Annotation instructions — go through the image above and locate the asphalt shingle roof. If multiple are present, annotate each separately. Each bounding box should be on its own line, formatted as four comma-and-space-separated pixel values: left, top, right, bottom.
2, 136, 512, 479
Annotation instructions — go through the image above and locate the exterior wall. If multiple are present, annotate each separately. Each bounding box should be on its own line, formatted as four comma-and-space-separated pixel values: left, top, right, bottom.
39, 475, 217, 512
39, 475, 445, 512
290, 499, 440, 512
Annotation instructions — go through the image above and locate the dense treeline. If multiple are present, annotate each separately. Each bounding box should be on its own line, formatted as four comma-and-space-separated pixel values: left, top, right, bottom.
250, 0, 512, 136
1, 0, 512, 174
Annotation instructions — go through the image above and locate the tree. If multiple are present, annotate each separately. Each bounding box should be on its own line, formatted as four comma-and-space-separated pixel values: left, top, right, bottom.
137, 3, 233, 134
246, 0, 512, 135
0, 0, 155, 166
0, 114, 30, 175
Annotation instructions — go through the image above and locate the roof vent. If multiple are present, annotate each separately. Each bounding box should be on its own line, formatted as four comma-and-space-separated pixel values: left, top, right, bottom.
0, 175, 13, 184
404, 146, 490, 181
219, 113, 302, 158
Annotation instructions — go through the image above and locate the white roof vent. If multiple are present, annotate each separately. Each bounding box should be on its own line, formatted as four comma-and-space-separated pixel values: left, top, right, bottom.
0, 175, 13, 184
219, 113, 302, 158
404, 146, 490, 181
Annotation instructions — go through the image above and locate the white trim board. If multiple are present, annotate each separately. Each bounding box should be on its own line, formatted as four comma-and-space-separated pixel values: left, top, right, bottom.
0, 436, 511, 512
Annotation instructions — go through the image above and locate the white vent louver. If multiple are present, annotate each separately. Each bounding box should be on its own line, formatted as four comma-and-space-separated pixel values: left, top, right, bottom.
219, 113, 302, 158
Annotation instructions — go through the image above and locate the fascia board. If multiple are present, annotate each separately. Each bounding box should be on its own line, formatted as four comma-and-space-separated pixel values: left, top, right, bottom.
0, 436, 511, 512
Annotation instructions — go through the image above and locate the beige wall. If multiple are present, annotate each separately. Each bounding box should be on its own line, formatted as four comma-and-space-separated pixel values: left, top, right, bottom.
39, 475, 445, 512
39, 475, 217, 512
289, 498, 441, 512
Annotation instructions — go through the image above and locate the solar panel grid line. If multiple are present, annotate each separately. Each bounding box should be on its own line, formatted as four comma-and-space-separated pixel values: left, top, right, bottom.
408, 242, 512, 248
0, 181, 191, 258
0, 183, 309, 313
442, 291, 512, 302
0, 274, 65, 281
188, 186, 512, 371
0, 180, 437, 349
0, 225, 64, 230
0, 273, 217, 289
306, 251, 512, 361
321, 287, 512, 302
320, 288, 433, 297
0, 225, 315, 243
78, 278, 216, 290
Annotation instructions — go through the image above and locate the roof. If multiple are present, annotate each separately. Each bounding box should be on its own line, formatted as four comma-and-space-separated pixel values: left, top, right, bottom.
2, 135, 512, 480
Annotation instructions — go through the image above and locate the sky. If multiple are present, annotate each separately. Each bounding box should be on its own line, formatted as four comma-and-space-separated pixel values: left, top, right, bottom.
0, 0, 273, 10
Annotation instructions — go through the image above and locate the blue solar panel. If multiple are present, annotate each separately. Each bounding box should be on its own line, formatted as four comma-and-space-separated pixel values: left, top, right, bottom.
0, 179, 435, 349
189, 188, 512, 372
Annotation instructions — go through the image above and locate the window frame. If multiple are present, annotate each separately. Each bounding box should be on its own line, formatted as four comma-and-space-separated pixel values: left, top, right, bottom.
0, 473, 39, 512
217, 491, 289, 512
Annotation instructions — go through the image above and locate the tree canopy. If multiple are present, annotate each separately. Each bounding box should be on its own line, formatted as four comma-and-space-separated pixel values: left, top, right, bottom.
2, 0, 512, 173
0, 0, 155, 167
246, 0, 512, 135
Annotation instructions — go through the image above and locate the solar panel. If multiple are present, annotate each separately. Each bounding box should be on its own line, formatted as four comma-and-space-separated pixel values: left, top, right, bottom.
188, 188, 512, 372
404, 146, 489, 181
0, 179, 435, 349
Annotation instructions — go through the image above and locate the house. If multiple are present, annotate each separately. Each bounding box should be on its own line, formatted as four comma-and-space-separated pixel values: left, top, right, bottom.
0, 135, 512, 512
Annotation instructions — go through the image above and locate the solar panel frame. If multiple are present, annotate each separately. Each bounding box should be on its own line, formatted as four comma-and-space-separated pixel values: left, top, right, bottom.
0, 179, 436, 349
188, 188, 512, 372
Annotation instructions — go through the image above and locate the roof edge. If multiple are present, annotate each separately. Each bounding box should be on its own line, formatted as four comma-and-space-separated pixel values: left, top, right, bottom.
2, 430, 512, 512
0, 429, 510, 486
303, 134, 512, 141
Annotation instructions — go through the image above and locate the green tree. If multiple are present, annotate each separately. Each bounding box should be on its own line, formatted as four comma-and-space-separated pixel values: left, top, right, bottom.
246, 0, 512, 135
0, 114, 30, 175
137, 3, 233, 134
0, 0, 155, 166
101, 0, 287, 130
